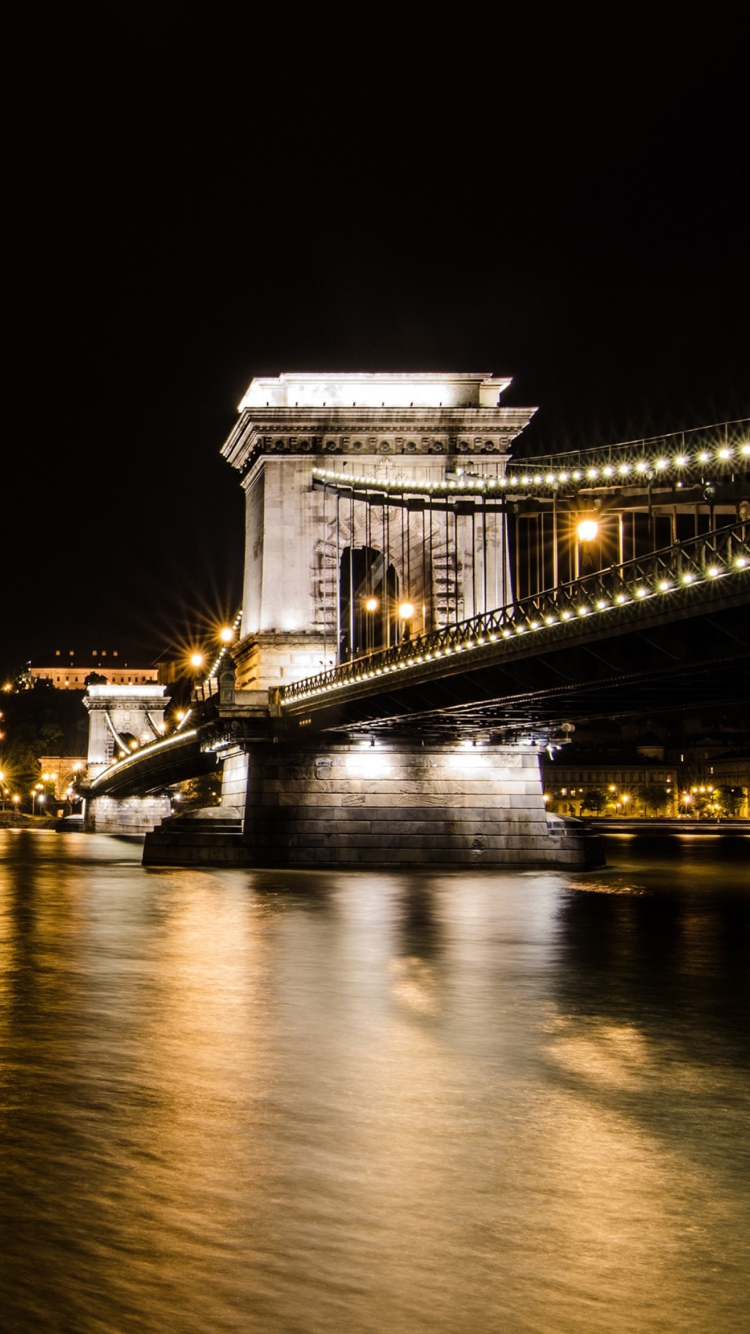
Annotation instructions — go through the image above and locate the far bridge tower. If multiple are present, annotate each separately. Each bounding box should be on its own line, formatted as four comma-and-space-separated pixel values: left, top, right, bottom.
84, 682, 171, 834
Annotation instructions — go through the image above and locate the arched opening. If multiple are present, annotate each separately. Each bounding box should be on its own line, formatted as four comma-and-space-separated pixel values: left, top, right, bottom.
340, 546, 399, 660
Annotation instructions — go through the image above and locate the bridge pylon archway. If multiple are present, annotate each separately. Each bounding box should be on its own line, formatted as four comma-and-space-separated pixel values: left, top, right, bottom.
221, 373, 533, 693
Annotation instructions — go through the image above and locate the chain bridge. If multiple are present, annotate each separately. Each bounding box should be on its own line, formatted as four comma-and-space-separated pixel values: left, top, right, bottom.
83, 374, 750, 869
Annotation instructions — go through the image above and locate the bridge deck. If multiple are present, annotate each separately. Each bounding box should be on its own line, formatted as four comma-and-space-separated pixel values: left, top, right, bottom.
89, 523, 750, 795
279, 522, 749, 729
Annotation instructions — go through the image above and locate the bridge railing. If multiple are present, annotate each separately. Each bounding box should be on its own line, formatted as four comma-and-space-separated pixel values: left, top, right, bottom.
280, 521, 750, 706
506, 417, 750, 484
312, 417, 749, 503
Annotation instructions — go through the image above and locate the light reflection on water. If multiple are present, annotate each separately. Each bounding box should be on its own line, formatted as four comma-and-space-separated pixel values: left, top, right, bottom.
0, 830, 748, 1332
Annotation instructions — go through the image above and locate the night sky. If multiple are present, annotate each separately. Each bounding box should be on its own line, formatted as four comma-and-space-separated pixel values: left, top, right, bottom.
4, 5, 747, 679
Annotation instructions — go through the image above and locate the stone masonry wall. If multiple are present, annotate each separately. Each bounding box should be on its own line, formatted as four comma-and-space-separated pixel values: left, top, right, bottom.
86, 795, 172, 836
221, 750, 249, 809
241, 741, 599, 868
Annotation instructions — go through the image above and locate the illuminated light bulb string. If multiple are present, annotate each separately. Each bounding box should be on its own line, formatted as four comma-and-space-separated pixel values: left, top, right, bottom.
281, 521, 750, 706
172, 608, 242, 736
88, 729, 200, 788
183, 608, 244, 712
95, 612, 244, 777
311, 418, 749, 501
205, 609, 243, 682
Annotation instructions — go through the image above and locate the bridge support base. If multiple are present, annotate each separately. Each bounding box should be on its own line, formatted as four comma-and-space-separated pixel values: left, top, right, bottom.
239, 740, 602, 869
142, 739, 603, 868
85, 794, 172, 837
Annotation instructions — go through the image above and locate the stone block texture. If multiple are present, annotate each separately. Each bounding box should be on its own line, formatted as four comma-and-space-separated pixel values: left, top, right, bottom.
221, 750, 249, 806
86, 794, 171, 836
240, 742, 601, 868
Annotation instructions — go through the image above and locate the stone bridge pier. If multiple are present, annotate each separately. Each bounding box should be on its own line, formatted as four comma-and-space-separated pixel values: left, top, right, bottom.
239, 739, 599, 868
144, 734, 601, 868
143, 371, 603, 868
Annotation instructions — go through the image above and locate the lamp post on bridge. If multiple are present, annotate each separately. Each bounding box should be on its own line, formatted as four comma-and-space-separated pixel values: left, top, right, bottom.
398, 601, 415, 643
576, 517, 599, 579
364, 597, 379, 654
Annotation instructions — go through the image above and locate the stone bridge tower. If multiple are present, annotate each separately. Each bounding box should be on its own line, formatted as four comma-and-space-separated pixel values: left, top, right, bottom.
221, 373, 536, 692
135, 370, 601, 870
84, 683, 171, 833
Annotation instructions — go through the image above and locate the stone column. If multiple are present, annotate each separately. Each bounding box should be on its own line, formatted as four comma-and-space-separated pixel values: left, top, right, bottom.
221, 749, 249, 812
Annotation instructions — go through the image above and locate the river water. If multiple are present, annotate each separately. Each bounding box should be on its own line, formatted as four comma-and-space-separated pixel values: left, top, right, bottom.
0, 830, 748, 1333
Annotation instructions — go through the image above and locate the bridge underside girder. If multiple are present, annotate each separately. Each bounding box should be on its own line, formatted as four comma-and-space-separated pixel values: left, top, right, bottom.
287, 596, 750, 739
88, 579, 750, 798
89, 731, 219, 799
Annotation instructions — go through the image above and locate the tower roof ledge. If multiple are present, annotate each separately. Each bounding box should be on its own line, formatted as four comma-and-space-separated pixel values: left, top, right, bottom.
238, 372, 512, 411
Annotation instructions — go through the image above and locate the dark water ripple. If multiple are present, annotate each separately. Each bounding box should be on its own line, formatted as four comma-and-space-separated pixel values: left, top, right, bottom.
1, 829, 749, 1332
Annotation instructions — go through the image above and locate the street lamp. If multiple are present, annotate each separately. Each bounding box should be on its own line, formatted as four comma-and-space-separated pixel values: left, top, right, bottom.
398, 602, 415, 643
363, 596, 380, 652
575, 517, 600, 579
577, 519, 598, 542
219, 627, 234, 643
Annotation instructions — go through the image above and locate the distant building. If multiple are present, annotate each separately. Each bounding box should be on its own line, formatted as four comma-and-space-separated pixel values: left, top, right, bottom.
634, 730, 665, 761
698, 756, 750, 817
542, 758, 677, 816
29, 650, 158, 690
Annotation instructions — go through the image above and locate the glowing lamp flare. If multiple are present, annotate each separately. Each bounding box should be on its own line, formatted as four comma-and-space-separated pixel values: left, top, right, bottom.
189, 653, 204, 669
219, 627, 234, 643
398, 602, 415, 620
576, 519, 599, 542
364, 597, 379, 613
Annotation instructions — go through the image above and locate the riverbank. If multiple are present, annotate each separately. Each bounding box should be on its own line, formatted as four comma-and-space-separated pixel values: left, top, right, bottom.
0, 812, 57, 829
591, 817, 750, 835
